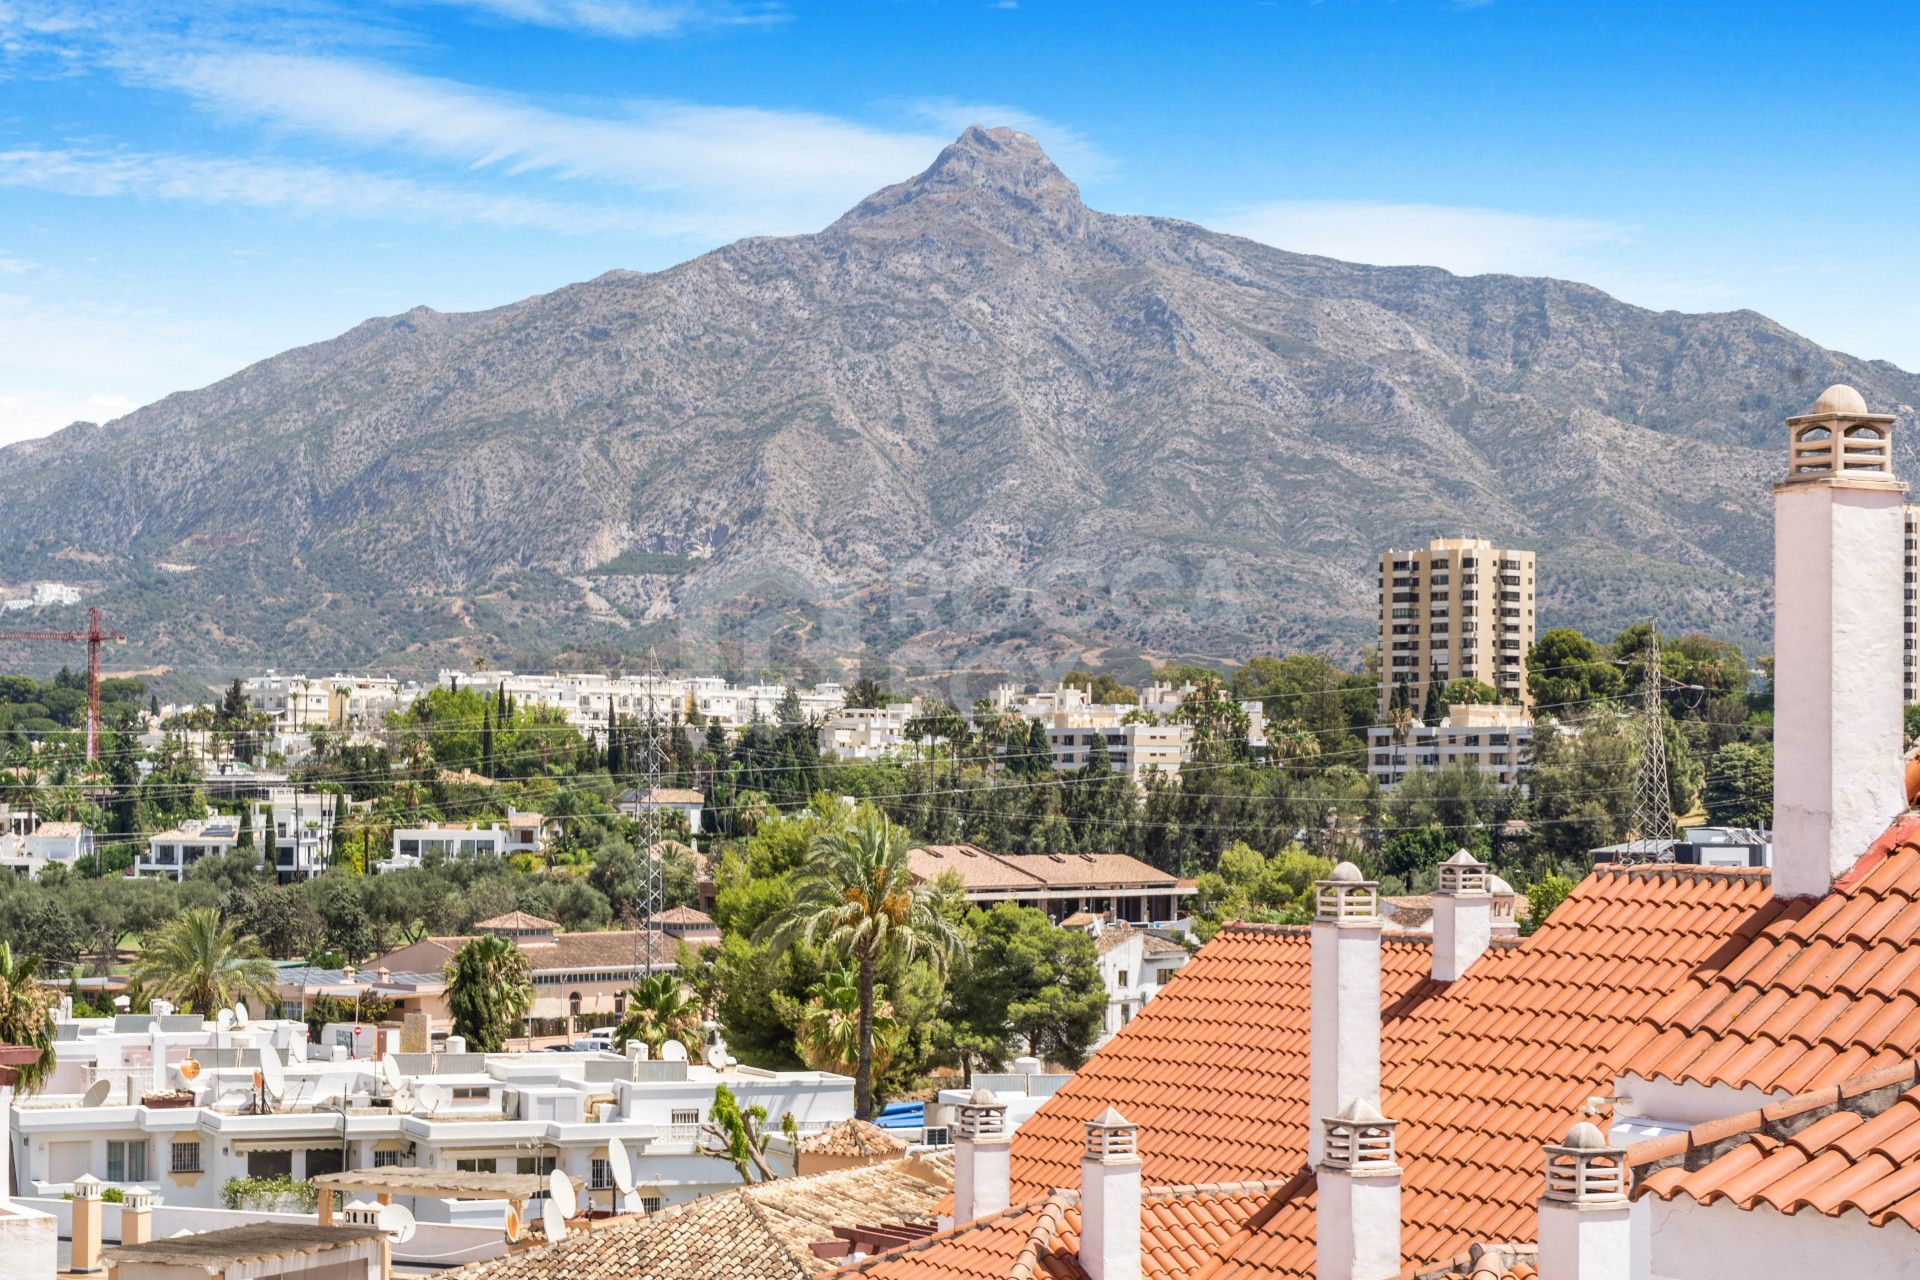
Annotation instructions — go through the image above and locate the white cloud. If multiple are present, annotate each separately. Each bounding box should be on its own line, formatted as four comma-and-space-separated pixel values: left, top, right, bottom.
0, 390, 142, 445
0, 145, 678, 233
1214, 199, 1630, 279
0, 251, 36, 274
420, 0, 787, 37
159, 52, 949, 204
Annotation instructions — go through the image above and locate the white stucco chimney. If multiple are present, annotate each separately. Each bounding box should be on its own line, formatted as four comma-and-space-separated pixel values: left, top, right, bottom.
1431, 850, 1492, 981
952, 1088, 1010, 1225
1536, 1122, 1629, 1280
1773, 384, 1907, 898
1310, 862, 1383, 1166
1079, 1108, 1141, 1280
1315, 1098, 1402, 1280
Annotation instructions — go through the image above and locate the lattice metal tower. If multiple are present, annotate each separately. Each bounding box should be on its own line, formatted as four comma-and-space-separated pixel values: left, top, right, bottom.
634, 654, 672, 976
1628, 623, 1674, 846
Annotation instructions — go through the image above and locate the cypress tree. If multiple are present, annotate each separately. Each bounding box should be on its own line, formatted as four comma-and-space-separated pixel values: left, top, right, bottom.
1025, 720, 1051, 778
259, 808, 277, 874
1422, 673, 1445, 724
481, 703, 494, 777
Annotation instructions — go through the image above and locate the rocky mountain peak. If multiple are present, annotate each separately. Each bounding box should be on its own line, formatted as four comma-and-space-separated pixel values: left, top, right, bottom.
835, 124, 1085, 233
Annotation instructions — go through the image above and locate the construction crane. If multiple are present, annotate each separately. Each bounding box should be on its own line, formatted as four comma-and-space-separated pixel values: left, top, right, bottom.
0, 607, 127, 762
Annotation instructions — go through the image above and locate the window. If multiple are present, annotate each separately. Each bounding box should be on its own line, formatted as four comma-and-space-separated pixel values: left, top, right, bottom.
247, 1149, 292, 1180
169, 1140, 201, 1175
373, 1149, 408, 1169
106, 1140, 148, 1183
670, 1109, 701, 1127
590, 1159, 612, 1190
517, 1156, 556, 1177
452, 1086, 490, 1102
456, 1158, 498, 1174
640, 1196, 663, 1215
923, 1126, 952, 1147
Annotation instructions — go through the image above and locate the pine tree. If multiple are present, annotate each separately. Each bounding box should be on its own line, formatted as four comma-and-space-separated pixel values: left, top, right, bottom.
481, 703, 495, 777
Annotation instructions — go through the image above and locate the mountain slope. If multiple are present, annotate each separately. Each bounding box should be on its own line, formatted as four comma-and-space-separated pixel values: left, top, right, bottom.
2, 126, 1914, 682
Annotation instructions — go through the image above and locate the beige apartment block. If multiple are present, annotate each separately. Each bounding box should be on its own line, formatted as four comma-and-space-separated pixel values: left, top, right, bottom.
1378, 537, 1536, 716
1906, 503, 1918, 705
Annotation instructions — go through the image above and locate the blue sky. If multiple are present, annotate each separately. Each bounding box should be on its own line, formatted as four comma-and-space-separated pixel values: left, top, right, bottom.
2, 0, 1917, 445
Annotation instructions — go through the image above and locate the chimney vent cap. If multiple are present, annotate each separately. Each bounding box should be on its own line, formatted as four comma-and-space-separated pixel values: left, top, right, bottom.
1561, 1120, 1608, 1151
1813, 383, 1869, 417
1330, 861, 1364, 883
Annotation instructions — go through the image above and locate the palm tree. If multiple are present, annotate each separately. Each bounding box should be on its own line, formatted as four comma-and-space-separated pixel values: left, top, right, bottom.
444, 935, 533, 1052
613, 972, 702, 1056
793, 966, 903, 1078
0, 942, 56, 1093
757, 807, 962, 1118
131, 908, 277, 1017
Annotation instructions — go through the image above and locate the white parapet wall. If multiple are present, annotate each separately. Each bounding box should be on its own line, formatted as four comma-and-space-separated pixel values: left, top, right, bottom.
0, 1205, 58, 1278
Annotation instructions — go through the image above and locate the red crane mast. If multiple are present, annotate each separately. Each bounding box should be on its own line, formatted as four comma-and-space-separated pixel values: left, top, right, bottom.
0, 607, 128, 761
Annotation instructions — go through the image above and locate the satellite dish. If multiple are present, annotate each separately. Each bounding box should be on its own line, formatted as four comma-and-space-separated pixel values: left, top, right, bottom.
81, 1079, 111, 1108
609, 1138, 635, 1196
379, 1056, 405, 1095
260, 1047, 285, 1102
416, 1082, 443, 1115
177, 1059, 202, 1083
233, 1001, 250, 1028
547, 1168, 577, 1219
377, 1202, 417, 1246
540, 1198, 568, 1243
216, 1008, 235, 1032
660, 1040, 687, 1063
504, 1206, 523, 1243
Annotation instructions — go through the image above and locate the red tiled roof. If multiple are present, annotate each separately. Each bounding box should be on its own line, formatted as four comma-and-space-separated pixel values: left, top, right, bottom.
1003, 926, 1450, 1203
475, 911, 561, 931
833, 1181, 1287, 1280
1621, 815, 1920, 1093
908, 846, 1183, 894
995, 863, 1787, 1278
1631, 1058, 1920, 1230
859, 819, 1920, 1280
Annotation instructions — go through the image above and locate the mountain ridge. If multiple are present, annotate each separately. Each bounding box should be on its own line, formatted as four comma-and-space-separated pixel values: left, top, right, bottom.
2, 125, 1914, 683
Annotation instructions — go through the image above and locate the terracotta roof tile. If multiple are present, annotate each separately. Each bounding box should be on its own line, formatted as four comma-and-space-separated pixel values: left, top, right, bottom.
447, 1156, 952, 1280
1630, 1061, 1920, 1232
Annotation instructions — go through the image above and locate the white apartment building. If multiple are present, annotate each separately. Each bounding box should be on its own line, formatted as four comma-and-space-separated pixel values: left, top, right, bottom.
382, 811, 547, 870
0, 821, 94, 879
0, 581, 83, 610
439, 671, 848, 739
1084, 919, 1189, 1046
987, 682, 1210, 782
140, 790, 336, 882
816, 701, 925, 759
9, 1011, 856, 1227
1366, 702, 1535, 788
385, 822, 508, 868
242, 673, 337, 731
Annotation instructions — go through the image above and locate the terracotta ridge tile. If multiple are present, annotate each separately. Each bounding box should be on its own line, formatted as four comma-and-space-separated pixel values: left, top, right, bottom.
1217, 922, 1312, 938
1008, 1191, 1077, 1280
1838, 1060, 1920, 1102
828, 1196, 1058, 1276
1832, 815, 1920, 895
1141, 1177, 1300, 1201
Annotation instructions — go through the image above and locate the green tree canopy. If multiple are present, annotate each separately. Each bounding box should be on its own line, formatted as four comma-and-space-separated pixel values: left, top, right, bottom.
444, 934, 533, 1052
